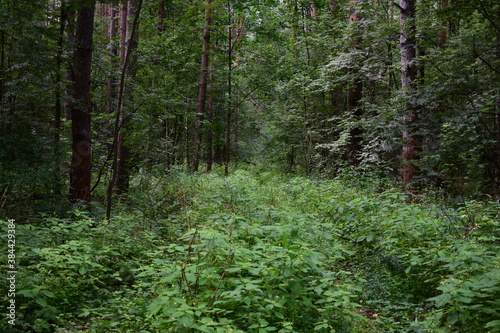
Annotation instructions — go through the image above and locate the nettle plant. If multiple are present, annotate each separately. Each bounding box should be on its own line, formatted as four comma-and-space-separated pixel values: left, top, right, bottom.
137, 183, 371, 332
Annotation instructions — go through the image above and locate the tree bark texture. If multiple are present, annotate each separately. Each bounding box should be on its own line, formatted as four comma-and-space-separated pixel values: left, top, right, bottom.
69, 1, 95, 203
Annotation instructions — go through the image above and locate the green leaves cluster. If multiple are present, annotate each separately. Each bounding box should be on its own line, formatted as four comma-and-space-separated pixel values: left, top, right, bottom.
1, 169, 499, 332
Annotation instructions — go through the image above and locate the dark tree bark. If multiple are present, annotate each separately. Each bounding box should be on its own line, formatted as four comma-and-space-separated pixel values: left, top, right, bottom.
158, 0, 167, 32
192, 0, 213, 172
69, 1, 95, 203
399, 0, 421, 192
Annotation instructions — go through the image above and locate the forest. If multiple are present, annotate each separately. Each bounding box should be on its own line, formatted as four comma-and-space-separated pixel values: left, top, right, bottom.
0, 0, 499, 332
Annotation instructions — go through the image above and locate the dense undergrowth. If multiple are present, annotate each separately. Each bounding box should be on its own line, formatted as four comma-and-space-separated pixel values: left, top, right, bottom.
1, 167, 499, 332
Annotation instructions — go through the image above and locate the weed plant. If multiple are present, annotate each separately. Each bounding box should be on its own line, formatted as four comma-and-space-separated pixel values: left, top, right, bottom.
0, 168, 498, 332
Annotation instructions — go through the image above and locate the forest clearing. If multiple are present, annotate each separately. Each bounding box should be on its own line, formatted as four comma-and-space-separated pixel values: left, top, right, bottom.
1, 0, 500, 332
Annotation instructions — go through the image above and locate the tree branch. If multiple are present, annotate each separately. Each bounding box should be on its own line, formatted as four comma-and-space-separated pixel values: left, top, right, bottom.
392, 1, 404, 12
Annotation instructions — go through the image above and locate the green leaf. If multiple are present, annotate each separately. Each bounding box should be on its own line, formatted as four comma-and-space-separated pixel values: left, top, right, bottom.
429, 293, 452, 307
40, 290, 55, 298
35, 297, 47, 307
485, 320, 500, 329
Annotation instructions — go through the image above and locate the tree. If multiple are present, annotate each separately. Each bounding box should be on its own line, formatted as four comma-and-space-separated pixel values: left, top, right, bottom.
69, 0, 95, 203
192, 0, 213, 172
106, 0, 143, 218
206, 59, 215, 172
116, 0, 141, 193
399, 0, 420, 192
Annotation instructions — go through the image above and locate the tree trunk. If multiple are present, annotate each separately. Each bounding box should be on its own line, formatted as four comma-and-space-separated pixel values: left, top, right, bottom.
116, 0, 140, 194
106, 0, 143, 219
225, 10, 234, 177
399, 0, 421, 192
193, 0, 213, 172
106, 5, 118, 116
69, 1, 95, 203
206, 59, 214, 172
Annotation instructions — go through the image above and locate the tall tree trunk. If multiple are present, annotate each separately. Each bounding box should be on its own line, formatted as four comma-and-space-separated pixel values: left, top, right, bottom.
399, 0, 421, 192
116, 0, 140, 193
225, 36, 232, 177
69, 1, 95, 203
347, 0, 363, 166
158, 0, 166, 32
106, 5, 118, 116
225, 7, 235, 177
193, 0, 213, 172
206, 59, 214, 172
224, 9, 244, 176
106, 0, 143, 219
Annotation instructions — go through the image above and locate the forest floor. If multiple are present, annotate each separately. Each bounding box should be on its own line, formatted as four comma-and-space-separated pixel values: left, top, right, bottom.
1, 167, 499, 332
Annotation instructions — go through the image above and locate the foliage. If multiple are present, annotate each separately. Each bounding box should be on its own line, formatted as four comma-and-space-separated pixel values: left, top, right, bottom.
2, 170, 499, 332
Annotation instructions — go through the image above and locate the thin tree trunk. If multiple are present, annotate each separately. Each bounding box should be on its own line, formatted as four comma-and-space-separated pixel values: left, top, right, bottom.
116, 0, 140, 194
106, 0, 143, 219
69, 1, 95, 203
206, 59, 214, 172
158, 0, 166, 32
225, 10, 234, 177
106, 6, 118, 116
399, 0, 421, 192
193, 0, 213, 172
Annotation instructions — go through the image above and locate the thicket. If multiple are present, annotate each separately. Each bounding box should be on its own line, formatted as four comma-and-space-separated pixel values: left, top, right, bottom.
1, 168, 499, 332
1, 0, 499, 331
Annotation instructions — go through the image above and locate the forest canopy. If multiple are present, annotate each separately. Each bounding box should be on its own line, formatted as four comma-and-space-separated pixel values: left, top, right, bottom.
0, 0, 499, 203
